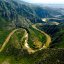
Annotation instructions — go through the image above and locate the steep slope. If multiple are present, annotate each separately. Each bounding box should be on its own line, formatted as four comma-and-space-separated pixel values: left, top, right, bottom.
37, 22, 64, 48
0, 0, 31, 29
0, 0, 62, 29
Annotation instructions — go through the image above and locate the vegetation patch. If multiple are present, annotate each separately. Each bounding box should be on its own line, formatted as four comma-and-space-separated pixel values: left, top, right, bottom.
0, 29, 12, 46
28, 26, 46, 49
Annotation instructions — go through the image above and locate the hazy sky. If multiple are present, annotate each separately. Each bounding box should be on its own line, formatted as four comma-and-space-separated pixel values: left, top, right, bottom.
23, 0, 64, 4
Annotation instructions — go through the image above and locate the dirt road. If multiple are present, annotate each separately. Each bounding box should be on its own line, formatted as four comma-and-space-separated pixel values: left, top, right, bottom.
24, 30, 35, 54
0, 25, 51, 54
32, 24, 51, 50
24, 24, 51, 54
0, 29, 18, 52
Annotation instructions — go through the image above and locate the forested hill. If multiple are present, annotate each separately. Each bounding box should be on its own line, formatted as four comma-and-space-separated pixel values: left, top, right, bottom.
0, 0, 62, 29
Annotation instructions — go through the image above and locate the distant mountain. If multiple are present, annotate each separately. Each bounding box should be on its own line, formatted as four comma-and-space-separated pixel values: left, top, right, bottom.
37, 4, 64, 8
0, 0, 63, 29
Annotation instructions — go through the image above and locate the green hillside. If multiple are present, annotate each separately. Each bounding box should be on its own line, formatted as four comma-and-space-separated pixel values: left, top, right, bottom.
0, 29, 12, 46
0, 27, 46, 64
0, 0, 64, 64
28, 26, 46, 49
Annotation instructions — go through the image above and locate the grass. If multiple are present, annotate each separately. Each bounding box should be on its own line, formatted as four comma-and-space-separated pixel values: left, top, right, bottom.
0, 28, 25, 53
0, 28, 64, 64
30, 26, 46, 43
28, 26, 46, 49
7, 29, 25, 49
0, 29, 12, 46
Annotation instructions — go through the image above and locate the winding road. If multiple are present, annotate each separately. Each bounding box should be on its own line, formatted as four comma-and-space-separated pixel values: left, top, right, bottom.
32, 24, 51, 49
24, 24, 51, 54
0, 24, 51, 54
23, 30, 35, 53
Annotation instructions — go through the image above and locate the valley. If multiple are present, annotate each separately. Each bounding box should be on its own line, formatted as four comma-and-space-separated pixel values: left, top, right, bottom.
0, 0, 64, 64
0, 24, 51, 54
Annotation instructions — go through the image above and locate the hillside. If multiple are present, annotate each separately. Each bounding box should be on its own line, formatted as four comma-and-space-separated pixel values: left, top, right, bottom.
0, 0, 63, 29
0, 26, 48, 64
0, 0, 64, 64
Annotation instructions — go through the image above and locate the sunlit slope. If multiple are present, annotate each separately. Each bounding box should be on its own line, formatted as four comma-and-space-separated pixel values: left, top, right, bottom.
28, 26, 46, 49
0, 27, 47, 54
0, 29, 13, 49
0, 28, 26, 52
0, 26, 51, 64
32, 24, 51, 48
